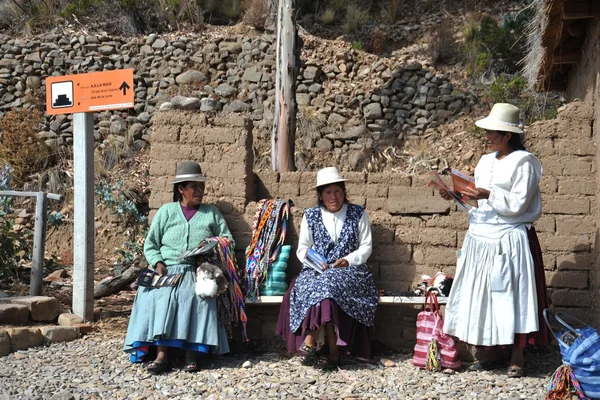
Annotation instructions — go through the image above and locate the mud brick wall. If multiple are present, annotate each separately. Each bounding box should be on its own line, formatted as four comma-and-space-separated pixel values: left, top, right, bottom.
526, 101, 597, 325
148, 110, 254, 263
149, 103, 599, 348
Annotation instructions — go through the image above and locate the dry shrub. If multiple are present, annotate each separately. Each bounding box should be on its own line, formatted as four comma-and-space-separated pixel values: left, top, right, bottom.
243, 0, 268, 30
221, 0, 243, 19
430, 20, 459, 67
380, 0, 400, 25
371, 27, 387, 55
343, 3, 369, 34
0, 109, 50, 187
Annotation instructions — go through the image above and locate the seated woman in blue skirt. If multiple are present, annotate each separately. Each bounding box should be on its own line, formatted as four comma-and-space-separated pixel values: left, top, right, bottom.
124, 161, 233, 373
276, 167, 379, 368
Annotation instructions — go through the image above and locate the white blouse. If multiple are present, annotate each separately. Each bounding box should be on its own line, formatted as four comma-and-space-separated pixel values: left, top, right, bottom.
468, 150, 543, 235
296, 203, 373, 266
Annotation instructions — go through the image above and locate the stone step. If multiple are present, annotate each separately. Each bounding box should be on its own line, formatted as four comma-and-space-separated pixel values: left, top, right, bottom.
0, 296, 60, 322
0, 303, 29, 325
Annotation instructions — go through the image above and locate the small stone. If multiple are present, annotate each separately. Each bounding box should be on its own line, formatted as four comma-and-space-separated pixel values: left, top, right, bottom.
379, 358, 396, 367
242, 360, 252, 368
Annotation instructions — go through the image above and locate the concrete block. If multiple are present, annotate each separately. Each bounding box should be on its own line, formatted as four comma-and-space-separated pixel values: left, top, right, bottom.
40, 326, 79, 344
388, 197, 450, 215
7, 327, 43, 352
9, 296, 60, 322
0, 303, 29, 325
0, 330, 10, 356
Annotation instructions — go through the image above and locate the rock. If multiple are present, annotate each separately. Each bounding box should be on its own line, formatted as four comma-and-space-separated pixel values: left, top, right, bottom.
40, 326, 79, 344
57, 313, 85, 327
328, 113, 347, 125
297, 94, 311, 106
171, 95, 201, 110
228, 100, 249, 113
379, 358, 396, 367
242, 360, 252, 368
0, 330, 10, 356
43, 269, 67, 282
218, 42, 243, 54
152, 38, 167, 49
0, 303, 29, 325
138, 112, 151, 123
363, 103, 382, 119
214, 83, 236, 97
7, 327, 43, 352
303, 66, 321, 80
8, 296, 60, 322
315, 138, 333, 151
176, 70, 208, 85
109, 118, 127, 135
200, 97, 220, 112
129, 123, 144, 138
242, 67, 262, 83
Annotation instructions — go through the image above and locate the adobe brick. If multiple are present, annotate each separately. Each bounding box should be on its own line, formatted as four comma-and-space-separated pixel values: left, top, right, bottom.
343, 171, 367, 184
541, 234, 590, 252
150, 125, 180, 143
367, 173, 411, 186
280, 172, 302, 183
563, 159, 593, 176
555, 138, 596, 156
390, 216, 425, 228
411, 174, 435, 188
394, 227, 421, 245
372, 224, 395, 244
299, 181, 315, 196
539, 156, 564, 175
554, 307, 594, 325
388, 197, 450, 215
418, 228, 457, 247
557, 177, 596, 195
356, 184, 389, 198
179, 126, 206, 145
556, 216, 595, 235
551, 290, 592, 308
424, 246, 458, 265
388, 186, 433, 199
366, 198, 387, 212
149, 192, 171, 210
370, 245, 412, 263
534, 215, 555, 233
149, 161, 177, 178
539, 176, 557, 195
424, 214, 469, 230
352, 196, 367, 207
299, 172, 316, 183
546, 270, 589, 289
212, 114, 249, 128
203, 127, 238, 144
379, 263, 417, 281
528, 139, 554, 157
277, 182, 300, 197
293, 196, 318, 210
543, 196, 589, 214
542, 253, 556, 270
556, 253, 595, 270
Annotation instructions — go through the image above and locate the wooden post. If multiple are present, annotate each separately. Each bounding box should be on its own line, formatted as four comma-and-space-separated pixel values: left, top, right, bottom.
30, 192, 48, 296
271, 0, 297, 172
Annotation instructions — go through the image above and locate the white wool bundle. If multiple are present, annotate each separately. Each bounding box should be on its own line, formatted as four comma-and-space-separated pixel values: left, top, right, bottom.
195, 269, 219, 297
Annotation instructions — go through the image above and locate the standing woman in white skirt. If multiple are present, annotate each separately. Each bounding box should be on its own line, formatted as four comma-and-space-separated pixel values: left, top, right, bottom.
439, 103, 551, 378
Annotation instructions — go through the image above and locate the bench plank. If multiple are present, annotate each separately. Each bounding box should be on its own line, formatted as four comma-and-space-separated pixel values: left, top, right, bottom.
246, 295, 448, 305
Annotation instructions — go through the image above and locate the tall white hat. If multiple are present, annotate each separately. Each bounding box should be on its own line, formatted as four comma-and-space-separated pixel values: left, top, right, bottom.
475, 103, 523, 134
314, 167, 348, 188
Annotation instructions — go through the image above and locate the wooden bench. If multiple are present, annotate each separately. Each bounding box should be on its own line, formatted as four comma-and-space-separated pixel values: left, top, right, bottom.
246, 295, 448, 305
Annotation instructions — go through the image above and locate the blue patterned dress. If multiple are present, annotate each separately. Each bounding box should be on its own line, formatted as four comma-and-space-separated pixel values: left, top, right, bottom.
288, 204, 379, 333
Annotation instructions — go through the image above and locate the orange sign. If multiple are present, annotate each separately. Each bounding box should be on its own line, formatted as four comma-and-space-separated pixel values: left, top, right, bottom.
46, 69, 134, 115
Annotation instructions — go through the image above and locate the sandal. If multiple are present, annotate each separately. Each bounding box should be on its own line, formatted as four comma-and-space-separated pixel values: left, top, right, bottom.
507, 366, 525, 378
184, 361, 200, 372
318, 357, 341, 370
298, 342, 317, 357
146, 360, 169, 373
468, 359, 506, 371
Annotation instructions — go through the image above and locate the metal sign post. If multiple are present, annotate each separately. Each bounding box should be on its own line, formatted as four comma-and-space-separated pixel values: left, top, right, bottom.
45, 69, 134, 322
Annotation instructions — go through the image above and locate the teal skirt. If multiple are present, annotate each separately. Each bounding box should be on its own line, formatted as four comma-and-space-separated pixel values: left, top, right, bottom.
123, 264, 230, 362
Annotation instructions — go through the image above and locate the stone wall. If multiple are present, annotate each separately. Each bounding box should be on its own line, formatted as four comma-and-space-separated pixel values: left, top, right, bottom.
149, 104, 598, 347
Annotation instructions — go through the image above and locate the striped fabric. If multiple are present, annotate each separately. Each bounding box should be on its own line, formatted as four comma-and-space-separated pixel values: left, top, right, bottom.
413, 293, 462, 371
552, 312, 600, 399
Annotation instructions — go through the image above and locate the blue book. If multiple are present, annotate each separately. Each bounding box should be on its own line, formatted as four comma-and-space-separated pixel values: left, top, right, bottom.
305, 248, 327, 274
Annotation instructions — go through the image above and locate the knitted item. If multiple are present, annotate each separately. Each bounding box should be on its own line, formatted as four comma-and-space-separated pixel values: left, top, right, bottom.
426, 339, 441, 372
546, 364, 588, 400
245, 199, 291, 300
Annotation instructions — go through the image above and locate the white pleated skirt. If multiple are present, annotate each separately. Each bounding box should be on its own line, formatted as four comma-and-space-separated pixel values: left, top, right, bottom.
443, 225, 539, 346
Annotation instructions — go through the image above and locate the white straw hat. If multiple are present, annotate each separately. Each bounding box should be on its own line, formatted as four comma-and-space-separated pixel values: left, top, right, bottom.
170, 161, 208, 184
475, 103, 523, 134
314, 167, 348, 188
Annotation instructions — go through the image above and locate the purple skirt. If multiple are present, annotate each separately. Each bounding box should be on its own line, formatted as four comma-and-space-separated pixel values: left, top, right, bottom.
275, 278, 373, 360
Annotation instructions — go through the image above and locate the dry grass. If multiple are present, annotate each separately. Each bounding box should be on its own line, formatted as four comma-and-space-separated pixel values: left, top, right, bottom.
243, 0, 269, 29
320, 8, 336, 25
343, 3, 369, 34
429, 20, 459, 67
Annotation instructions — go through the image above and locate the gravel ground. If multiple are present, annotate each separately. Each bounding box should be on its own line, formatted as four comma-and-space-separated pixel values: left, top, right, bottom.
0, 331, 564, 400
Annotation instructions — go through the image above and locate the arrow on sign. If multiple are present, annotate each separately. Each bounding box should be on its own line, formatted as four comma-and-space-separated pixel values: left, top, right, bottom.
119, 81, 130, 95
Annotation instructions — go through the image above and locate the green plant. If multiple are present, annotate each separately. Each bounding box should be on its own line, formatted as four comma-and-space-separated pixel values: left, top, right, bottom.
95, 179, 149, 229
351, 40, 363, 50
221, 0, 242, 19
320, 8, 335, 24
343, 3, 369, 34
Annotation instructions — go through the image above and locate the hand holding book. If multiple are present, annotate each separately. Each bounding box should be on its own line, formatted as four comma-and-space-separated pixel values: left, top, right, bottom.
428, 169, 478, 208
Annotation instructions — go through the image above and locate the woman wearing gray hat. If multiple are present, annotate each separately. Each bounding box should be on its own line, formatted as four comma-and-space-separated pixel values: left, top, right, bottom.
276, 167, 379, 368
124, 161, 234, 373
439, 104, 551, 378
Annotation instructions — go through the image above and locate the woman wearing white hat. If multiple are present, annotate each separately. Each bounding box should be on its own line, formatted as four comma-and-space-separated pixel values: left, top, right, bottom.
124, 161, 234, 373
440, 104, 551, 378
276, 167, 379, 368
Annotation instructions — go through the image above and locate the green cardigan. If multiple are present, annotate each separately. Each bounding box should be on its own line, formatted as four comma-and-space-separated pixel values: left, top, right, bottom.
144, 202, 234, 268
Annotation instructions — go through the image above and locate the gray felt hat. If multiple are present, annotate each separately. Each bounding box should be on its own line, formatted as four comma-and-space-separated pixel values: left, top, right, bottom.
170, 161, 208, 184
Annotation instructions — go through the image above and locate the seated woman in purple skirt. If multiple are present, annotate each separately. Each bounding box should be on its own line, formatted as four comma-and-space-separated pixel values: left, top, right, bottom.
276, 167, 379, 368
